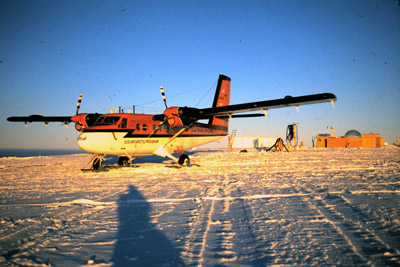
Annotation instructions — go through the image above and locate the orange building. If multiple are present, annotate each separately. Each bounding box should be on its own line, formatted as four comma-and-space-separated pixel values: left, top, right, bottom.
316, 133, 384, 148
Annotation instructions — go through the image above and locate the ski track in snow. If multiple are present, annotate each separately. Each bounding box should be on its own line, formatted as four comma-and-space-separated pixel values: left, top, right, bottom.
0, 147, 399, 266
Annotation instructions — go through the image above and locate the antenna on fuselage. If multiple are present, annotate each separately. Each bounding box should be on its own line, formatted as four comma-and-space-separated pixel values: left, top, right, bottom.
160, 86, 168, 109
76, 94, 83, 115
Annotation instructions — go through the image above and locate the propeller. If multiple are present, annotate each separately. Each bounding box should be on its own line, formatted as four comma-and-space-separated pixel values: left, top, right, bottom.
160, 87, 168, 109
154, 86, 202, 127
76, 94, 83, 115
71, 94, 87, 131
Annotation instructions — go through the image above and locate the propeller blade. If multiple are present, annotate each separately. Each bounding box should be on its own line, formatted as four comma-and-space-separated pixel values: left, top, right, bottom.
160, 87, 168, 109
76, 94, 83, 115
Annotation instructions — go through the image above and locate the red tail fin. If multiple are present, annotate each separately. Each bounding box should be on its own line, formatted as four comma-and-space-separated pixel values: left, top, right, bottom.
209, 74, 231, 133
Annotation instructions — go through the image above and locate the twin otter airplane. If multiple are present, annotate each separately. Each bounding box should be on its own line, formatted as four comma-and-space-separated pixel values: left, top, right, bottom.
7, 74, 337, 169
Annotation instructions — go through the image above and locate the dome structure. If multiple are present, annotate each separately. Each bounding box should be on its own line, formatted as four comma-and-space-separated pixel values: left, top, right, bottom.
345, 130, 362, 138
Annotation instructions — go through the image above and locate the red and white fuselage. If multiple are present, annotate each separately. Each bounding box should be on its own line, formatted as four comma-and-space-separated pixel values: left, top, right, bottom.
77, 113, 228, 159
76, 75, 231, 160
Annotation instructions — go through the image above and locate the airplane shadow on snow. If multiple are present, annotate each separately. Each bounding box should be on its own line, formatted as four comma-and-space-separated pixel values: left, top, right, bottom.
112, 185, 185, 266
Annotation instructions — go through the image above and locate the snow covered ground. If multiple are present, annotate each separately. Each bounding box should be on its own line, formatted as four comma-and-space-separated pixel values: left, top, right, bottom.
0, 146, 399, 266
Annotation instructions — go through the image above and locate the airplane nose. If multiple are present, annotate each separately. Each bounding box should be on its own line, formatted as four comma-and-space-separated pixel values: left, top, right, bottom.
77, 133, 89, 151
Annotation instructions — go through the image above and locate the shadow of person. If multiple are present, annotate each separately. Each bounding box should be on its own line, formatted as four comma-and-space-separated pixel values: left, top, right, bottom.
112, 185, 185, 266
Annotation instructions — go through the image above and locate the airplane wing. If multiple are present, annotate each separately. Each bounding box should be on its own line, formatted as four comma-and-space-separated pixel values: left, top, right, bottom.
7, 94, 89, 126
198, 93, 337, 118
7, 115, 72, 123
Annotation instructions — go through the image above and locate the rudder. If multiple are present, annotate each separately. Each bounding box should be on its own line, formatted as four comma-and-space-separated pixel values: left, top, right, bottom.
208, 74, 231, 133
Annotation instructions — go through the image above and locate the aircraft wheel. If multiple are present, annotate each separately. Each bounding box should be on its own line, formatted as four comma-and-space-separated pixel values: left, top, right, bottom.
93, 157, 102, 170
118, 157, 130, 166
178, 154, 190, 165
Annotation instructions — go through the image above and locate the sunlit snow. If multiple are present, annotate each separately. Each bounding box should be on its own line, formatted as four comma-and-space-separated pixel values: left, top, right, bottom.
0, 147, 399, 266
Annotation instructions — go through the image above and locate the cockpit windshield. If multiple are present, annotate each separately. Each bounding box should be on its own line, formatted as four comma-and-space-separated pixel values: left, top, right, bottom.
94, 116, 121, 126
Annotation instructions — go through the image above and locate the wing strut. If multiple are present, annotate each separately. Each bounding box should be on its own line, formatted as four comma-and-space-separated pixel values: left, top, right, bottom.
154, 123, 194, 162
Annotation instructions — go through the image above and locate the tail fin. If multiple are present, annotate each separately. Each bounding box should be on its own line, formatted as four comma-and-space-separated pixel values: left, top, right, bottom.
208, 74, 231, 133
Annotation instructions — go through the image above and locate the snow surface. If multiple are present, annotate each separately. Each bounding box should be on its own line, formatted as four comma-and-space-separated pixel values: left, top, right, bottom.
0, 147, 399, 266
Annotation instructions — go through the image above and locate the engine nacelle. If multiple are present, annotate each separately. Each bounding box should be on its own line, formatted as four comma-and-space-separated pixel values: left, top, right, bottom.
163, 107, 184, 127
71, 114, 88, 131
162, 106, 202, 127
167, 115, 184, 127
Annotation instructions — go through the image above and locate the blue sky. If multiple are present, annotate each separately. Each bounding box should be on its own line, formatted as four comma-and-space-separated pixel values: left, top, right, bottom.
1, 0, 399, 149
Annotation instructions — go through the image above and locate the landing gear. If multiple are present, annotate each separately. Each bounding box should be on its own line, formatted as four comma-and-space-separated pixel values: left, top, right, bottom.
83, 154, 136, 172
178, 154, 190, 165
165, 154, 194, 168
92, 156, 103, 170
118, 156, 130, 166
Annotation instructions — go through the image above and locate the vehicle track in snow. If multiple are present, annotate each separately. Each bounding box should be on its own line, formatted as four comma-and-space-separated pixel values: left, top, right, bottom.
1, 148, 399, 266
180, 171, 275, 266
181, 179, 221, 266
290, 166, 400, 265
169, 149, 400, 266
0, 168, 127, 266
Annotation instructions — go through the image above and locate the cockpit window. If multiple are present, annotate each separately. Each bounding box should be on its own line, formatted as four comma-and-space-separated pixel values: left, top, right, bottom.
94, 116, 104, 125
94, 116, 121, 126
119, 118, 127, 128
85, 113, 101, 127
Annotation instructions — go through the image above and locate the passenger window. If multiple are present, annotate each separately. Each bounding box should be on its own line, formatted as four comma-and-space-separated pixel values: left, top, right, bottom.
136, 124, 140, 131
153, 124, 156, 131
143, 124, 148, 131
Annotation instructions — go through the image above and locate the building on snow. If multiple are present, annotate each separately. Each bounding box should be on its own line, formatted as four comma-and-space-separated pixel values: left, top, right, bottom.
316, 130, 384, 148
